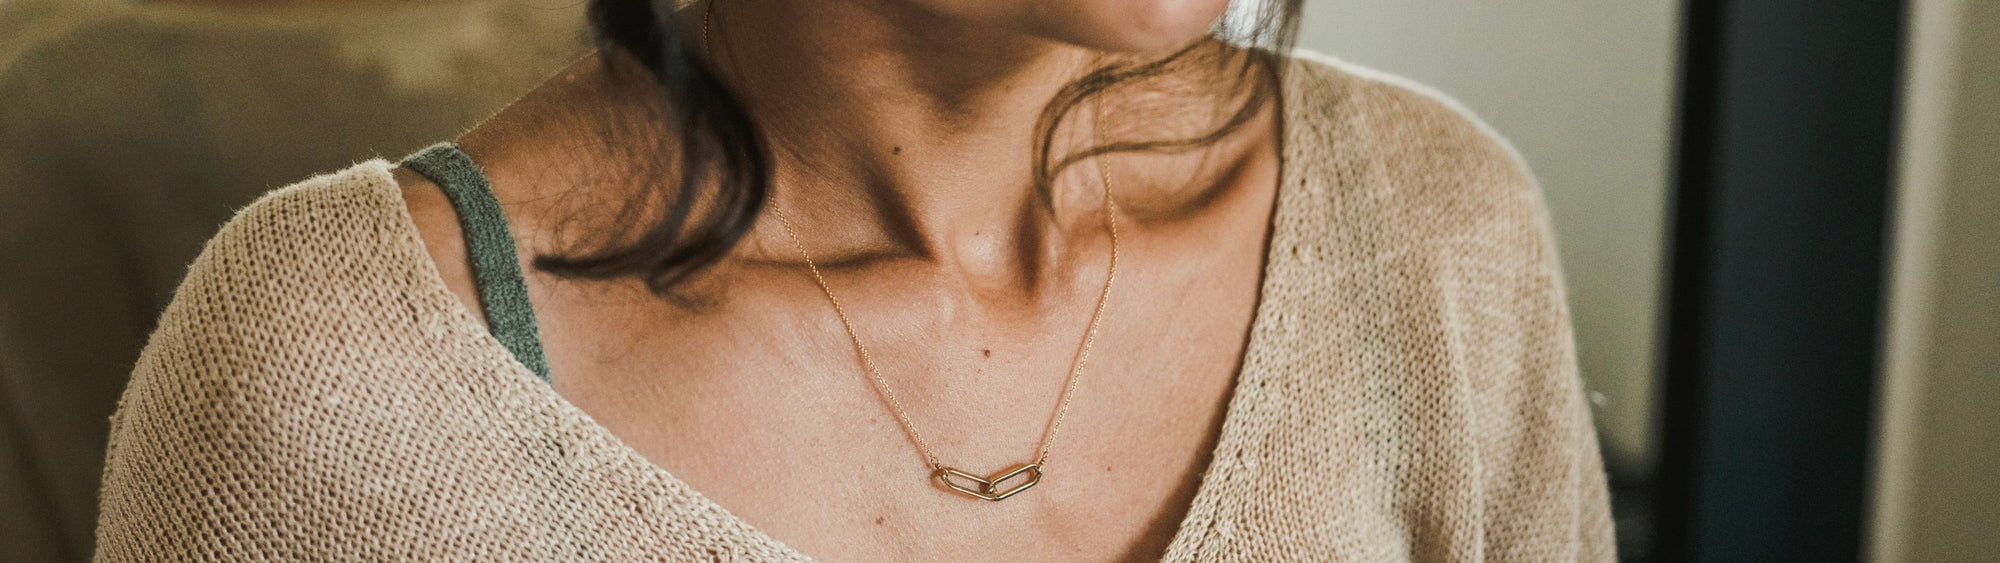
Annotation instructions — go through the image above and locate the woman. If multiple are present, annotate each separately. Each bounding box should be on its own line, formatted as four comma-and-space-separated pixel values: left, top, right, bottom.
95, 0, 1615, 560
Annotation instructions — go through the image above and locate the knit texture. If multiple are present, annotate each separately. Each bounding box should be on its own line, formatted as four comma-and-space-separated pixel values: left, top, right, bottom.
400, 143, 551, 382
94, 53, 1617, 561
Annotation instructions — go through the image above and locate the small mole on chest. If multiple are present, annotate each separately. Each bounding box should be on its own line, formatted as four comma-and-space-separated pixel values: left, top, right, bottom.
982, 349, 992, 358
875, 516, 885, 525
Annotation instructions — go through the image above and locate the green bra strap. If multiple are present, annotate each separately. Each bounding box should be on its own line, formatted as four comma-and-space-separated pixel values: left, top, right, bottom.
401, 143, 552, 383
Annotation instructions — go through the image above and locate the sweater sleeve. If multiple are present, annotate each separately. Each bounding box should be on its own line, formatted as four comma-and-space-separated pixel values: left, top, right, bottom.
93, 164, 421, 561
96, 188, 290, 560
1430, 94, 1618, 563
1459, 97, 1618, 563
1343, 64, 1620, 560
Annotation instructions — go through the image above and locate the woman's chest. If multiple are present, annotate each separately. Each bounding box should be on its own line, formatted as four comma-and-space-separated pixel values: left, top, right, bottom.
525, 240, 1268, 561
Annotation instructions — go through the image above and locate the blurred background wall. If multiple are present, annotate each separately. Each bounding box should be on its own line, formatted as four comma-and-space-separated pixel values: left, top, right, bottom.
1871, 0, 2000, 561
1297, 1, 1998, 561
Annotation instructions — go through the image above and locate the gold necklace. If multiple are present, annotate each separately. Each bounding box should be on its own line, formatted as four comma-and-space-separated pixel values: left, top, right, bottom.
770, 182, 1120, 502
704, 2, 1122, 502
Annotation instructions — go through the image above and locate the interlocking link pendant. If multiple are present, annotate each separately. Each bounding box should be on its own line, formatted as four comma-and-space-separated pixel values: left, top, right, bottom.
932, 464, 1042, 501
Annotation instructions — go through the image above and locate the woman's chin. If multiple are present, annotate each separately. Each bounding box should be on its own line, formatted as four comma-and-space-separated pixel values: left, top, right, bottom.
905, 0, 1227, 54
1032, 0, 1230, 53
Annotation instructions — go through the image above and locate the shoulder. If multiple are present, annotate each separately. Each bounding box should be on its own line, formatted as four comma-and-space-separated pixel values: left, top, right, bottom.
1283, 49, 1527, 162
186, 159, 428, 294
1271, 50, 1574, 375
99, 160, 522, 554
1283, 49, 1539, 206
1280, 50, 1558, 270
124, 158, 470, 395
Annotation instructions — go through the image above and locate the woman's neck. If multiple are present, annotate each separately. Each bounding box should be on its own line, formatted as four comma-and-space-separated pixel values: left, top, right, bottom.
705, 0, 1122, 287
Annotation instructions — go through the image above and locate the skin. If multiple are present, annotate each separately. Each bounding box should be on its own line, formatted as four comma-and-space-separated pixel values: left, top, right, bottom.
394, 0, 1283, 560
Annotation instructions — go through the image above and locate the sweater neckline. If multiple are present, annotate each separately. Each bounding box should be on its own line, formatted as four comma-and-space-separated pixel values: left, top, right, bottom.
379, 55, 1319, 561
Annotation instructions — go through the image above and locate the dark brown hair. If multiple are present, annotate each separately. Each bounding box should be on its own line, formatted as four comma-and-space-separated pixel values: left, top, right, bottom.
536, 0, 1302, 295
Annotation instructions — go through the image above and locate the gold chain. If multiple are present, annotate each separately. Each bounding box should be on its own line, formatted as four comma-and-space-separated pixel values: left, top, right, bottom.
703, 2, 1121, 501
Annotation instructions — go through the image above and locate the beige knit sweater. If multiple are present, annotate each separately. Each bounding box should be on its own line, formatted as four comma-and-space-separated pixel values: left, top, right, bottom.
94, 53, 1616, 561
